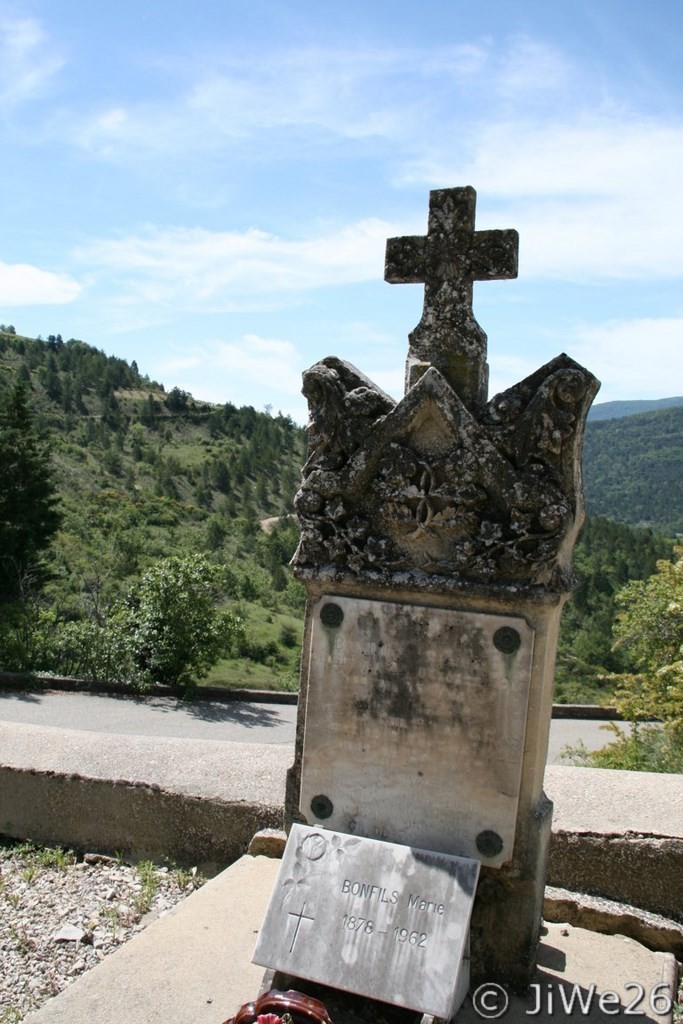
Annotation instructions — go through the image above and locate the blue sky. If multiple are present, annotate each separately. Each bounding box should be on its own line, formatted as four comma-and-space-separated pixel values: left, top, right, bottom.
1, 0, 682, 422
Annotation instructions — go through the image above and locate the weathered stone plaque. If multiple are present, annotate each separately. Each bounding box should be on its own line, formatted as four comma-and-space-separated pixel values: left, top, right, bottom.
253, 824, 480, 1018
299, 596, 534, 867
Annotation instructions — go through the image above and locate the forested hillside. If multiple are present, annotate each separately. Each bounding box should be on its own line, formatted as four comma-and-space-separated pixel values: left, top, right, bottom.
553, 516, 673, 703
0, 328, 679, 702
583, 406, 683, 536
0, 329, 307, 690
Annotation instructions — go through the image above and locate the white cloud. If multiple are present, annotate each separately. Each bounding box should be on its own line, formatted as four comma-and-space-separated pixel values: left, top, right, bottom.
156, 334, 305, 410
494, 36, 573, 101
77, 219, 395, 309
0, 262, 82, 306
66, 42, 489, 158
54, 28, 683, 292
212, 334, 303, 395
571, 316, 683, 400
0, 16, 63, 110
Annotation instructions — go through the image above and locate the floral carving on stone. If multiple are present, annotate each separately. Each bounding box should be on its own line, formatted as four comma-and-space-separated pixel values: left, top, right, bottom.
293, 354, 599, 592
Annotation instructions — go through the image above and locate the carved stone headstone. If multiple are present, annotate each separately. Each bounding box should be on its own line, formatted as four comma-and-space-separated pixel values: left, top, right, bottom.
284, 186, 599, 992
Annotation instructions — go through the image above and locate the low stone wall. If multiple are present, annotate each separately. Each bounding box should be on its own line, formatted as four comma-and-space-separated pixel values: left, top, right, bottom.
0, 767, 282, 875
547, 831, 683, 923
544, 765, 683, 924
1, 756, 681, 925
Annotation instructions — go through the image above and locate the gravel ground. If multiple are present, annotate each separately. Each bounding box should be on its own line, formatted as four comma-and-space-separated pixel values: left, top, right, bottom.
0, 839, 205, 1022
1, 840, 680, 1024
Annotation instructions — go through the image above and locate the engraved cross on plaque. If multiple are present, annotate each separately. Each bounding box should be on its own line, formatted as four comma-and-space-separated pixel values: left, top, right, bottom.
287, 903, 315, 953
385, 186, 518, 413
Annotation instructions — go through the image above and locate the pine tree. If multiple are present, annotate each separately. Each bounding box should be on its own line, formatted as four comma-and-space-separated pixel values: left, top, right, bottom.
0, 379, 61, 602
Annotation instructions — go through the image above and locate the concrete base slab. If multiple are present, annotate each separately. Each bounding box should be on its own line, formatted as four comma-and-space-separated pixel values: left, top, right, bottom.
24, 856, 678, 1024
458, 922, 678, 1023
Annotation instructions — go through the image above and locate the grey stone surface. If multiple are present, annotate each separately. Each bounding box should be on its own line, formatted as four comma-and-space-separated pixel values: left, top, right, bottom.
300, 596, 534, 865
253, 824, 479, 1018
544, 765, 683, 837
53, 924, 90, 944
385, 186, 518, 410
544, 886, 683, 958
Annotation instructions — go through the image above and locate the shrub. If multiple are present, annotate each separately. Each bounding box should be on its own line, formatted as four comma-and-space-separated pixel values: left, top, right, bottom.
126, 554, 244, 696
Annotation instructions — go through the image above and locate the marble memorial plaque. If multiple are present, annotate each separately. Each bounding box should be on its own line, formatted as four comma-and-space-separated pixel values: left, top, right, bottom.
253, 824, 479, 1018
300, 596, 534, 866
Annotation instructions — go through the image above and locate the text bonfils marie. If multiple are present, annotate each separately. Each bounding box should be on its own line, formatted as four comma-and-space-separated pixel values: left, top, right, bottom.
341, 879, 446, 915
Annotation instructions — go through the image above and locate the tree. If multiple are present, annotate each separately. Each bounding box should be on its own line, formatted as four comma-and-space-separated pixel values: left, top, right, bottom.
555, 517, 672, 703
43, 353, 62, 402
211, 458, 231, 494
165, 387, 190, 413
566, 549, 683, 773
125, 554, 243, 695
140, 393, 158, 427
0, 380, 61, 602
612, 548, 683, 734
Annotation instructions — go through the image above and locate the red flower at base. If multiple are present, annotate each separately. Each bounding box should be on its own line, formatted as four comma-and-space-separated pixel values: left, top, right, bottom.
223, 989, 332, 1024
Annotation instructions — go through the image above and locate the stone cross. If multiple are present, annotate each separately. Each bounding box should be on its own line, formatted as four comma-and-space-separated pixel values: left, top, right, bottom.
385, 186, 518, 412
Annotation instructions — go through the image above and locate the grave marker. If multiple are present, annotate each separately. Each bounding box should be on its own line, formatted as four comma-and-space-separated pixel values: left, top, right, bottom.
254, 824, 480, 1019
276, 186, 599, 997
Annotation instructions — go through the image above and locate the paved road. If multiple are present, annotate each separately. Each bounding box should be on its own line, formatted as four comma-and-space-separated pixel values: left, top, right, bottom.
0, 690, 296, 745
0, 689, 626, 764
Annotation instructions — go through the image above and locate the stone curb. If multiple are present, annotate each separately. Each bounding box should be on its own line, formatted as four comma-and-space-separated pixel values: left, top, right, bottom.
1, 672, 646, 717
3, 760, 681, 927
0, 765, 282, 874
0, 671, 299, 704
544, 886, 683, 958
547, 830, 683, 923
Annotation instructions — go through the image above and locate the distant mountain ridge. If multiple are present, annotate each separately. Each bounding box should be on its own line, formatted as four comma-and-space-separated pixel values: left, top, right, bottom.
588, 396, 683, 421
583, 405, 682, 536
